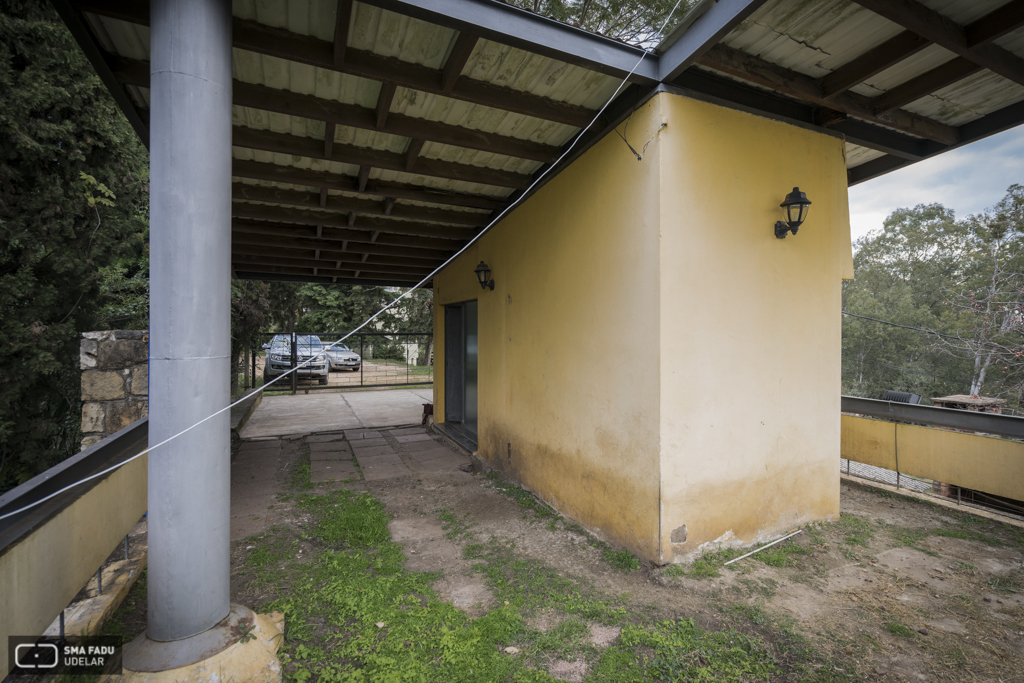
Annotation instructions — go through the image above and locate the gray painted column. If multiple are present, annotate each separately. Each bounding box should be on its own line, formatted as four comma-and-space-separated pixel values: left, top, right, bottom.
148, 0, 233, 642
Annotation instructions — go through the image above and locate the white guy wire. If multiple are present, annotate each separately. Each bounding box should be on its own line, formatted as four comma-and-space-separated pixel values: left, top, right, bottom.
0, 0, 686, 523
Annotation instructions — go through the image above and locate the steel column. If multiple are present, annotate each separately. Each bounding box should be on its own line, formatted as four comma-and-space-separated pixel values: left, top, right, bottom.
148, 0, 233, 642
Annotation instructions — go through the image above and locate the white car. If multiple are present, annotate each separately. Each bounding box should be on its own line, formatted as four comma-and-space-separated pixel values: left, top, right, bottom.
325, 343, 361, 372
263, 335, 329, 385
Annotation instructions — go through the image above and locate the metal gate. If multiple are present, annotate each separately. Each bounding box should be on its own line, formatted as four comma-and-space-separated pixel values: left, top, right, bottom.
247, 332, 433, 393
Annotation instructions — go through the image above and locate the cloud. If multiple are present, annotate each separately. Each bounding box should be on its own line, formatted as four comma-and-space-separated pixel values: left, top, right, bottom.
849, 126, 1024, 242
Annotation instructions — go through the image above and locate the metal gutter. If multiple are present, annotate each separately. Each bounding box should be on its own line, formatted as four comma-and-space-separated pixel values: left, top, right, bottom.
841, 395, 1024, 439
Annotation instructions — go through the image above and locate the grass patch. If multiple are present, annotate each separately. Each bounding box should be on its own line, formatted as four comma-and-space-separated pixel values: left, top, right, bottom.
602, 548, 641, 572
438, 508, 471, 540
885, 622, 916, 638
291, 456, 313, 490
932, 527, 1004, 547
835, 513, 874, 547
620, 618, 779, 682
487, 472, 558, 521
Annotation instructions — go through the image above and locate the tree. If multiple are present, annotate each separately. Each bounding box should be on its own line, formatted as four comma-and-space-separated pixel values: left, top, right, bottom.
0, 0, 149, 490
504, 0, 693, 45
842, 186, 1024, 409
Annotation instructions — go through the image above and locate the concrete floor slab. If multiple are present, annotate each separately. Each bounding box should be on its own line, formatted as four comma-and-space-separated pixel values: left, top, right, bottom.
239, 387, 432, 439
345, 430, 383, 440
352, 444, 397, 458
396, 434, 433, 443
305, 434, 346, 443
401, 439, 445, 452
363, 464, 412, 480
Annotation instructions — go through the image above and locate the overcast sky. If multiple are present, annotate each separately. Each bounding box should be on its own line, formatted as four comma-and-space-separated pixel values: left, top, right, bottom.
848, 125, 1024, 245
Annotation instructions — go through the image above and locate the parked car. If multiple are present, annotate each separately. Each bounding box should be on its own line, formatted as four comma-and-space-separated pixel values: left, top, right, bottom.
325, 342, 361, 372
263, 335, 329, 385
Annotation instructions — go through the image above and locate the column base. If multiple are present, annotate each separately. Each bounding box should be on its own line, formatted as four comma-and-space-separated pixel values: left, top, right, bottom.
120, 605, 283, 683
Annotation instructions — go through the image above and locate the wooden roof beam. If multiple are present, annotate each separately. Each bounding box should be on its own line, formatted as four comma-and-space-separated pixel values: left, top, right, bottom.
233, 262, 423, 283
232, 226, 456, 260
234, 243, 442, 268
697, 44, 959, 145
232, 126, 533, 189
820, 31, 930, 98
109, 55, 562, 163
231, 159, 502, 210
231, 217, 464, 251
966, 0, 1024, 48
872, 57, 983, 114
334, 0, 352, 66
232, 183, 486, 225
853, 0, 1024, 87
442, 33, 478, 93
233, 254, 434, 277
74, 0, 597, 128
232, 202, 474, 240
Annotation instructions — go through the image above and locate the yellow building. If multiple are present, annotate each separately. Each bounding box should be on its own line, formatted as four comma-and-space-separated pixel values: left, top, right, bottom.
432, 91, 853, 562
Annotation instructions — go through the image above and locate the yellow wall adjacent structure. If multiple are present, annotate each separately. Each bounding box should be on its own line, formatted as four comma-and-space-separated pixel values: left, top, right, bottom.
434, 91, 853, 562
841, 414, 1024, 502
0, 456, 147, 675
657, 96, 850, 561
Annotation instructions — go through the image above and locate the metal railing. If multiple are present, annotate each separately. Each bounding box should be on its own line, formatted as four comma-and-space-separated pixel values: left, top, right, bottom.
840, 396, 1024, 520
247, 332, 433, 393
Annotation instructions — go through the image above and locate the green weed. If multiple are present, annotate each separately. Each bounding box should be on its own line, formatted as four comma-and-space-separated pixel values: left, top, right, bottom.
603, 548, 641, 572
835, 513, 874, 547
438, 508, 471, 540
621, 618, 779, 681
885, 622, 916, 638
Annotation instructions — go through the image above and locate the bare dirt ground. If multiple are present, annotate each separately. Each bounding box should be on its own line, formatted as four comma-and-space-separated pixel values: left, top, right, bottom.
109, 424, 1024, 682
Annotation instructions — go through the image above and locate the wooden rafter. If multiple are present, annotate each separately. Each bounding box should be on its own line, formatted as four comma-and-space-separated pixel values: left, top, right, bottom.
232, 203, 471, 240
232, 159, 502, 210
820, 31, 930, 99
232, 183, 486, 226
872, 57, 982, 115
442, 33, 478, 93
108, 56, 562, 163
854, 0, 1024, 87
334, 0, 352, 66
231, 126, 534, 189
697, 44, 959, 144
74, 0, 597, 128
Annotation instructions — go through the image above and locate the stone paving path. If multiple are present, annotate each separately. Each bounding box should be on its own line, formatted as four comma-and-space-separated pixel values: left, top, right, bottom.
308, 425, 471, 483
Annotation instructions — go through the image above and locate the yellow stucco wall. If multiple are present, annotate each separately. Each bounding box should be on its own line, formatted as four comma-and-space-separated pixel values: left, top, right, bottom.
657, 96, 851, 562
434, 91, 854, 563
0, 455, 147, 675
433, 96, 666, 559
842, 414, 1024, 501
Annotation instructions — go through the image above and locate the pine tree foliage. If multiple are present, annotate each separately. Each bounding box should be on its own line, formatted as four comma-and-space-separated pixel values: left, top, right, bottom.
0, 0, 149, 489
503, 0, 694, 46
842, 185, 1024, 408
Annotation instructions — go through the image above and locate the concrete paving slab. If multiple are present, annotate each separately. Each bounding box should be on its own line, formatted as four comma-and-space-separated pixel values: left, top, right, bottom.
362, 463, 412, 480
356, 453, 404, 467
239, 388, 432, 439
415, 454, 470, 471
305, 433, 346, 443
238, 440, 281, 452
309, 441, 351, 453
311, 460, 359, 482
395, 433, 433, 443
345, 430, 382, 440
407, 447, 457, 462
310, 451, 353, 462
352, 444, 397, 458
348, 437, 388, 448
400, 439, 444, 452
388, 427, 428, 437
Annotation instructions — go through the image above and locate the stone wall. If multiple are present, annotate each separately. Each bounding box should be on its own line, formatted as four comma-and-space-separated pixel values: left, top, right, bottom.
80, 331, 149, 450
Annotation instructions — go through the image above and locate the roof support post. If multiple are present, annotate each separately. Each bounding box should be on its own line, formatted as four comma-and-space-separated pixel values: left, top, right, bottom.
147, 0, 233, 643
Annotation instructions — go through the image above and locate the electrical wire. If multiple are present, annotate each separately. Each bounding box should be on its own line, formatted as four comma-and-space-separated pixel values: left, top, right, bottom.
0, 0, 688, 523
841, 311, 963, 340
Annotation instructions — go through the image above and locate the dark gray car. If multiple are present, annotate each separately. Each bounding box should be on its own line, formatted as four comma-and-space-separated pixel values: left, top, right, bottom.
263, 335, 329, 385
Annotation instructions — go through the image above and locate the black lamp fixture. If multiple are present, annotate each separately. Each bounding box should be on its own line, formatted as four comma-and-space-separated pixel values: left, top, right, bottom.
774, 187, 812, 239
474, 261, 494, 290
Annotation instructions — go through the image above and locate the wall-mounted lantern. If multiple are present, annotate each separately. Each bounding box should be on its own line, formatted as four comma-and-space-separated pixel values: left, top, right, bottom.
774, 187, 812, 239
474, 261, 495, 290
